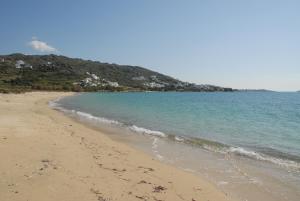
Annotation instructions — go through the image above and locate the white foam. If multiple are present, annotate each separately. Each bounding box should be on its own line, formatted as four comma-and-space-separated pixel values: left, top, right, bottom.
228, 147, 300, 170
75, 111, 121, 125
50, 99, 166, 138
182, 168, 196, 173
217, 181, 229, 185
229, 147, 259, 158
152, 137, 159, 149
175, 136, 184, 142
49, 99, 122, 126
129, 125, 166, 137
48, 97, 62, 108
151, 137, 164, 160
156, 154, 164, 160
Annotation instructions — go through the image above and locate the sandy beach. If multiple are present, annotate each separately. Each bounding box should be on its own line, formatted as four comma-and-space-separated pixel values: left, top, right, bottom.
0, 92, 233, 201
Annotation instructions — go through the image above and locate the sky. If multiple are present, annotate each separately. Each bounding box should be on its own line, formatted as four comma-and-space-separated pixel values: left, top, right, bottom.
0, 0, 299, 91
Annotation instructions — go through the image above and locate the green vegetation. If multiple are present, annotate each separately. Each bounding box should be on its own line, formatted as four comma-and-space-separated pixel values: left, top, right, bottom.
0, 53, 233, 93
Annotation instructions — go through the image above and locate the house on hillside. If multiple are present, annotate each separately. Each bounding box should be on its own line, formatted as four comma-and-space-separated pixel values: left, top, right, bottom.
15, 60, 33, 69
15, 60, 25, 68
107, 81, 119, 87
144, 82, 164, 88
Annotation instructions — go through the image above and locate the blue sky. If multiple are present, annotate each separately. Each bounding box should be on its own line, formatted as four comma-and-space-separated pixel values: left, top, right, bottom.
1, 0, 299, 91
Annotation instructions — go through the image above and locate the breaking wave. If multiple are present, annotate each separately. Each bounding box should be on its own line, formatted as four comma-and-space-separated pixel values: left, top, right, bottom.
228, 147, 300, 170
129, 125, 166, 137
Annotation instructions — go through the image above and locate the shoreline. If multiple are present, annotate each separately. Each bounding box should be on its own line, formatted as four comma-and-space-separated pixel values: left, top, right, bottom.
51, 92, 300, 201
51, 101, 300, 170
0, 92, 233, 201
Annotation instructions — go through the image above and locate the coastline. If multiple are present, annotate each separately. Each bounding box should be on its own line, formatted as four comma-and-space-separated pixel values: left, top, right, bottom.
0, 92, 232, 201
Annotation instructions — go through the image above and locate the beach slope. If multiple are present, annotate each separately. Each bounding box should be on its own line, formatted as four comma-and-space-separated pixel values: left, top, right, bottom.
0, 92, 232, 201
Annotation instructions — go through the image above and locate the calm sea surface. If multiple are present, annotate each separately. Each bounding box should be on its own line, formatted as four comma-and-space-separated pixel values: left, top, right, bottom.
53, 92, 300, 201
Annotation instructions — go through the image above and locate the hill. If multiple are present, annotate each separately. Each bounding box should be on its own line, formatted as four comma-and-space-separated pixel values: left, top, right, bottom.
0, 53, 233, 93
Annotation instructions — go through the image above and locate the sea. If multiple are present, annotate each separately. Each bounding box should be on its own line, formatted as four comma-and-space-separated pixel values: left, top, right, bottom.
50, 92, 300, 201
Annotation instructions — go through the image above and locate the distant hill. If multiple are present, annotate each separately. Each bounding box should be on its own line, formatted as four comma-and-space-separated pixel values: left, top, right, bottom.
0, 53, 234, 93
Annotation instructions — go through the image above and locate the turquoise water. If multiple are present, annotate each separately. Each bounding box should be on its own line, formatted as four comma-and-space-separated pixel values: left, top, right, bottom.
56, 92, 300, 169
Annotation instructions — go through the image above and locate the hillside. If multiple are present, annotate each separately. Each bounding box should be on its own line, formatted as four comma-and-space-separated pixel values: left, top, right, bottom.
0, 53, 233, 93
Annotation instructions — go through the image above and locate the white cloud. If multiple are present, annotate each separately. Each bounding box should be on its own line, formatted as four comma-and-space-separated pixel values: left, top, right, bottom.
28, 37, 57, 52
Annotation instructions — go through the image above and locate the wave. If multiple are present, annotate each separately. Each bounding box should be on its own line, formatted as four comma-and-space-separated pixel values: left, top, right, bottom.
129, 125, 166, 137
49, 99, 300, 172
48, 98, 62, 108
179, 136, 300, 170
174, 136, 185, 142
75, 111, 121, 125
228, 147, 300, 170
151, 137, 164, 160
49, 99, 122, 126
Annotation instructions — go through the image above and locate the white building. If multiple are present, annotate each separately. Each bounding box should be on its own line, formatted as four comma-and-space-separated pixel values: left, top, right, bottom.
91, 73, 99, 80
83, 77, 92, 84
150, 75, 159, 81
15, 60, 25, 68
15, 60, 33, 69
144, 82, 164, 88
107, 81, 119, 87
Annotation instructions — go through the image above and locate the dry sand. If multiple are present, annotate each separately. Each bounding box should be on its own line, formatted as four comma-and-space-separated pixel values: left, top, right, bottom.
0, 92, 233, 201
